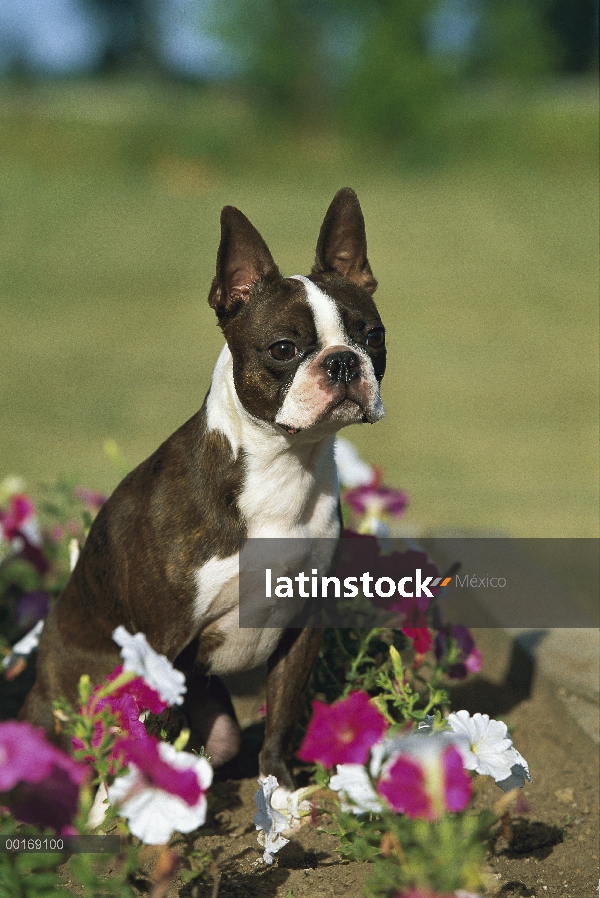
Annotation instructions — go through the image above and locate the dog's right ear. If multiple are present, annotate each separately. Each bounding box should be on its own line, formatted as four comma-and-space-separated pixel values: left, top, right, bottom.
208, 206, 280, 322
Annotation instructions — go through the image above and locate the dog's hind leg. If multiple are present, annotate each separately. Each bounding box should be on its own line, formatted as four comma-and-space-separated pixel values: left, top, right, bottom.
181, 668, 241, 768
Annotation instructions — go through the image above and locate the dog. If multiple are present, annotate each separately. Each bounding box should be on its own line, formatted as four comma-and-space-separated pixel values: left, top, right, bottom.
22, 187, 386, 792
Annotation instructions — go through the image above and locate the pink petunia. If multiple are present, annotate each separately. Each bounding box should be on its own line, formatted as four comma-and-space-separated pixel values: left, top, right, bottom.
402, 627, 433, 655
114, 735, 201, 807
0, 721, 88, 834
0, 495, 35, 540
344, 479, 409, 519
107, 740, 212, 844
105, 664, 168, 715
9, 753, 88, 834
73, 487, 107, 512
377, 753, 432, 818
297, 691, 388, 768
377, 741, 472, 821
434, 627, 483, 680
442, 745, 473, 812
0, 721, 61, 792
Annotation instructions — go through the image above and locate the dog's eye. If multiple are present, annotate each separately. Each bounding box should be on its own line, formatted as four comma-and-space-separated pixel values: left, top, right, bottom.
269, 340, 298, 361
366, 328, 385, 349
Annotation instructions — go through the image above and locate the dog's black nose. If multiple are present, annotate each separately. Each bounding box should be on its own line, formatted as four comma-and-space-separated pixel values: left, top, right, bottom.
323, 350, 361, 384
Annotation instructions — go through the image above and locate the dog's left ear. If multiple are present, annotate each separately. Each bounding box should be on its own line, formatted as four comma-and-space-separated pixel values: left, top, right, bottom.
311, 187, 377, 294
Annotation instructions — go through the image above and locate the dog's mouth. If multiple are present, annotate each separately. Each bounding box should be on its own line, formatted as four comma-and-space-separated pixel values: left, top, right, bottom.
278, 397, 365, 436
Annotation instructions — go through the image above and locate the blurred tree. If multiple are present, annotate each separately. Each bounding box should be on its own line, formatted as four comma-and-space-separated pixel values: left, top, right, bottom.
84, 0, 160, 73
338, 0, 449, 144
214, 0, 564, 146
467, 0, 560, 80
543, 0, 599, 73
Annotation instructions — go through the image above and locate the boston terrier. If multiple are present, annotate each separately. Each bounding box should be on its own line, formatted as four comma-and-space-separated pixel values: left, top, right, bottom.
22, 187, 386, 792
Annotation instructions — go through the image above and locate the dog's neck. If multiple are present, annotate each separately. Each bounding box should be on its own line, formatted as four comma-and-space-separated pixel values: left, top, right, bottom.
205, 343, 339, 540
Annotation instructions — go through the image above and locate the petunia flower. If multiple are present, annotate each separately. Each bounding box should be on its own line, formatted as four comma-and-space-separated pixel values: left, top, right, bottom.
0, 720, 64, 792
73, 692, 148, 764
329, 763, 384, 815
335, 438, 375, 488
297, 691, 388, 768
107, 738, 212, 844
104, 664, 169, 715
402, 627, 433, 655
435, 627, 483, 680
344, 481, 409, 520
0, 721, 88, 834
446, 711, 531, 790
0, 494, 36, 542
377, 736, 472, 820
112, 626, 186, 706
254, 775, 291, 865
9, 754, 88, 835
73, 487, 107, 512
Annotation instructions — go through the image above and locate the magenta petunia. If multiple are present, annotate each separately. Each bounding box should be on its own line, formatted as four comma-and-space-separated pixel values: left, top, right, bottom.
377, 736, 472, 821
297, 691, 388, 768
9, 753, 88, 834
106, 665, 169, 715
435, 627, 483, 680
442, 745, 472, 812
402, 627, 433, 655
73, 487, 107, 511
0, 494, 35, 540
344, 483, 409, 519
0, 721, 88, 834
377, 753, 433, 818
0, 721, 61, 792
115, 735, 202, 807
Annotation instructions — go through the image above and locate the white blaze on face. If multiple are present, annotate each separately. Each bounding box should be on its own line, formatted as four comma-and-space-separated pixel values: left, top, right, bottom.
292, 275, 347, 347
275, 275, 384, 432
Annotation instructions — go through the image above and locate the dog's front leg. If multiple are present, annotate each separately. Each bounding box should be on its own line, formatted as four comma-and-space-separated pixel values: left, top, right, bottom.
259, 627, 321, 792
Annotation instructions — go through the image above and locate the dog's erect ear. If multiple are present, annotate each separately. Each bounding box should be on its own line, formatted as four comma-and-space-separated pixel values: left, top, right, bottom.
208, 206, 280, 320
311, 187, 377, 294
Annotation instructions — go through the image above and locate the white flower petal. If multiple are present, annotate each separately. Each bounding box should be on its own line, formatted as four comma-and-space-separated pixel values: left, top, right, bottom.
447, 710, 530, 786
254, 776, 290, 865
112, 626, 186, 706
335, 438, 374, 488
330, 764, 384, 815
107, 743, 212, 845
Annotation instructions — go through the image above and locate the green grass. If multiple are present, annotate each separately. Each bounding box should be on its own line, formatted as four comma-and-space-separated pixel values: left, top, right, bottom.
0, 77, 597, 537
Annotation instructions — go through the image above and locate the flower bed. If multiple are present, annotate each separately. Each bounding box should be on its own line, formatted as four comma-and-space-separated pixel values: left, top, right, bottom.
0, 445, 597, 898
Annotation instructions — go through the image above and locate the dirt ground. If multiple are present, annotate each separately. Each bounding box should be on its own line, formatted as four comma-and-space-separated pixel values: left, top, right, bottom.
81, 627, 598, 898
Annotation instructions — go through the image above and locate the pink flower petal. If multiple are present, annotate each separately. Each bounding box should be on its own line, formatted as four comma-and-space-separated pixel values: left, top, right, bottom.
297, 691, 388, 768
377, 753, 433, 819
442, 745, 472, 812
0, 721, 59, 791
115, 735, 202, 806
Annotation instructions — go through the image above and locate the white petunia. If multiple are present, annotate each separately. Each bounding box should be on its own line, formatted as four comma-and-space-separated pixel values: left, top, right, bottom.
335, 438, 374, 488
447, 710, 531, 787
254, 776, 290, 865
107, 742, 212, 844
329, 763, 384, 815
112, 626, 186, 706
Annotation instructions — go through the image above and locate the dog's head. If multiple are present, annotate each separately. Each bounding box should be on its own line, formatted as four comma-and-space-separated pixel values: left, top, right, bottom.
208, 188, 385, 439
